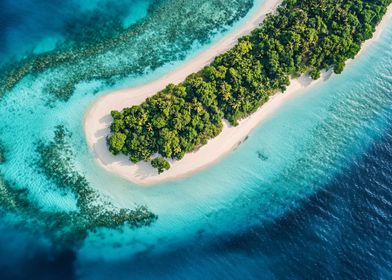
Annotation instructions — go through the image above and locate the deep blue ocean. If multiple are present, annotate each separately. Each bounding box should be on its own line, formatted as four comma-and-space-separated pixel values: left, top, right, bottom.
0, 0, 391, 279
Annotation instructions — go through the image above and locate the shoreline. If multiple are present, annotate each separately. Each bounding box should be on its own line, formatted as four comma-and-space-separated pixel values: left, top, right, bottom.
84, 2, 392, 186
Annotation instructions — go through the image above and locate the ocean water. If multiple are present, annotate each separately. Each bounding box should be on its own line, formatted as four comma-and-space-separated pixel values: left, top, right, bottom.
0, 0, 152, 62
0, 0, 391, 279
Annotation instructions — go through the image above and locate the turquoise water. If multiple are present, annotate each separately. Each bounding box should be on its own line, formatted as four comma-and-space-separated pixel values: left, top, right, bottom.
0, 0, 392, 278
0, 0, 259, 211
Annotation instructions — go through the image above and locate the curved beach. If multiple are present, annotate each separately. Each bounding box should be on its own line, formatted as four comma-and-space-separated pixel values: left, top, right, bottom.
84, 1, 392, 186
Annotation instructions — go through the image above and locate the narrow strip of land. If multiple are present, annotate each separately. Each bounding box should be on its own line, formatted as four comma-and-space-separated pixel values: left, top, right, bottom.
84, 1, 392, 186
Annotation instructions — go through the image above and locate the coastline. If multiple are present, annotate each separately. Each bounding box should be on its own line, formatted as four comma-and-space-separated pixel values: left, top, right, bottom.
84, 2, 392, 186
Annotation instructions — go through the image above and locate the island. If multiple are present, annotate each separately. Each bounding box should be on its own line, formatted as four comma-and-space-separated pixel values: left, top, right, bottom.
85, 0, 392, 185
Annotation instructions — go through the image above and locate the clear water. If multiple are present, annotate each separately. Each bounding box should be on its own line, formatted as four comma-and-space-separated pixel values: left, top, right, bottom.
0, 0, 391, 279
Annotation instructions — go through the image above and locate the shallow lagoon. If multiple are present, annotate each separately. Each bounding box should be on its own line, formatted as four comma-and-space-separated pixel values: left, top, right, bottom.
0, 0, 391, 279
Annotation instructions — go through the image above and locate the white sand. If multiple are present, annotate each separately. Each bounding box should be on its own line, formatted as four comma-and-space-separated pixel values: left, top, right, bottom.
84, 2, 392, 186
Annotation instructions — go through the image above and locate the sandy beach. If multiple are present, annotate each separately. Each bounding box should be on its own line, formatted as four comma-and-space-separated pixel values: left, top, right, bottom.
84, 2, 392, 186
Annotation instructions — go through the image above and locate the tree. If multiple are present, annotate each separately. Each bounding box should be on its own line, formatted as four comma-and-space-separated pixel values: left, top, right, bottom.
108, 133, 126, 155
310, 69, 320, 80
333, 61, 345, 74
151, 157, 171, 174
106, 0, 391, 169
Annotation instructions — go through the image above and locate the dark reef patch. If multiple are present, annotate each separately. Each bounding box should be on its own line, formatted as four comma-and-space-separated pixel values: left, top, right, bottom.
0, 0, 254, 102
256, 150, 268, 161
0, 142, 5, 164
0, 125, 157, 249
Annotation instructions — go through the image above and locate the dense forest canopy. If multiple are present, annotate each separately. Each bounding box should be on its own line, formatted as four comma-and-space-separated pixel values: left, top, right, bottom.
108, 0, 391, 172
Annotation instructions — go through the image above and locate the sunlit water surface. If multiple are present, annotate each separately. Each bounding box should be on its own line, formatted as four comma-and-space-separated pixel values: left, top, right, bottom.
0, 0, 391, 279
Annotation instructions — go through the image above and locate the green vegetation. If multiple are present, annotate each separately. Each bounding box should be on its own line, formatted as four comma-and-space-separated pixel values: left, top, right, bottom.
108, 0, 391, 172
0, 0, 253, 102
151, 158, 171, 174
108, 132, 127, 155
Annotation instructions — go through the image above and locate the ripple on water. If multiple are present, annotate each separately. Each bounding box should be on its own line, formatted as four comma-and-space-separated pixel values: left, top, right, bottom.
0, 0, 391, 278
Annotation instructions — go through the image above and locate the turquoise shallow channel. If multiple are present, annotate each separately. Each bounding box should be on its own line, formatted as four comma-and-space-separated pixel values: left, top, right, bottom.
0, 0, 391, 279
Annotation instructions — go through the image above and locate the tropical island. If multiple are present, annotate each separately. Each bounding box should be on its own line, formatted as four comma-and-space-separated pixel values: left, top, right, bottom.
85, 0, 392, 185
